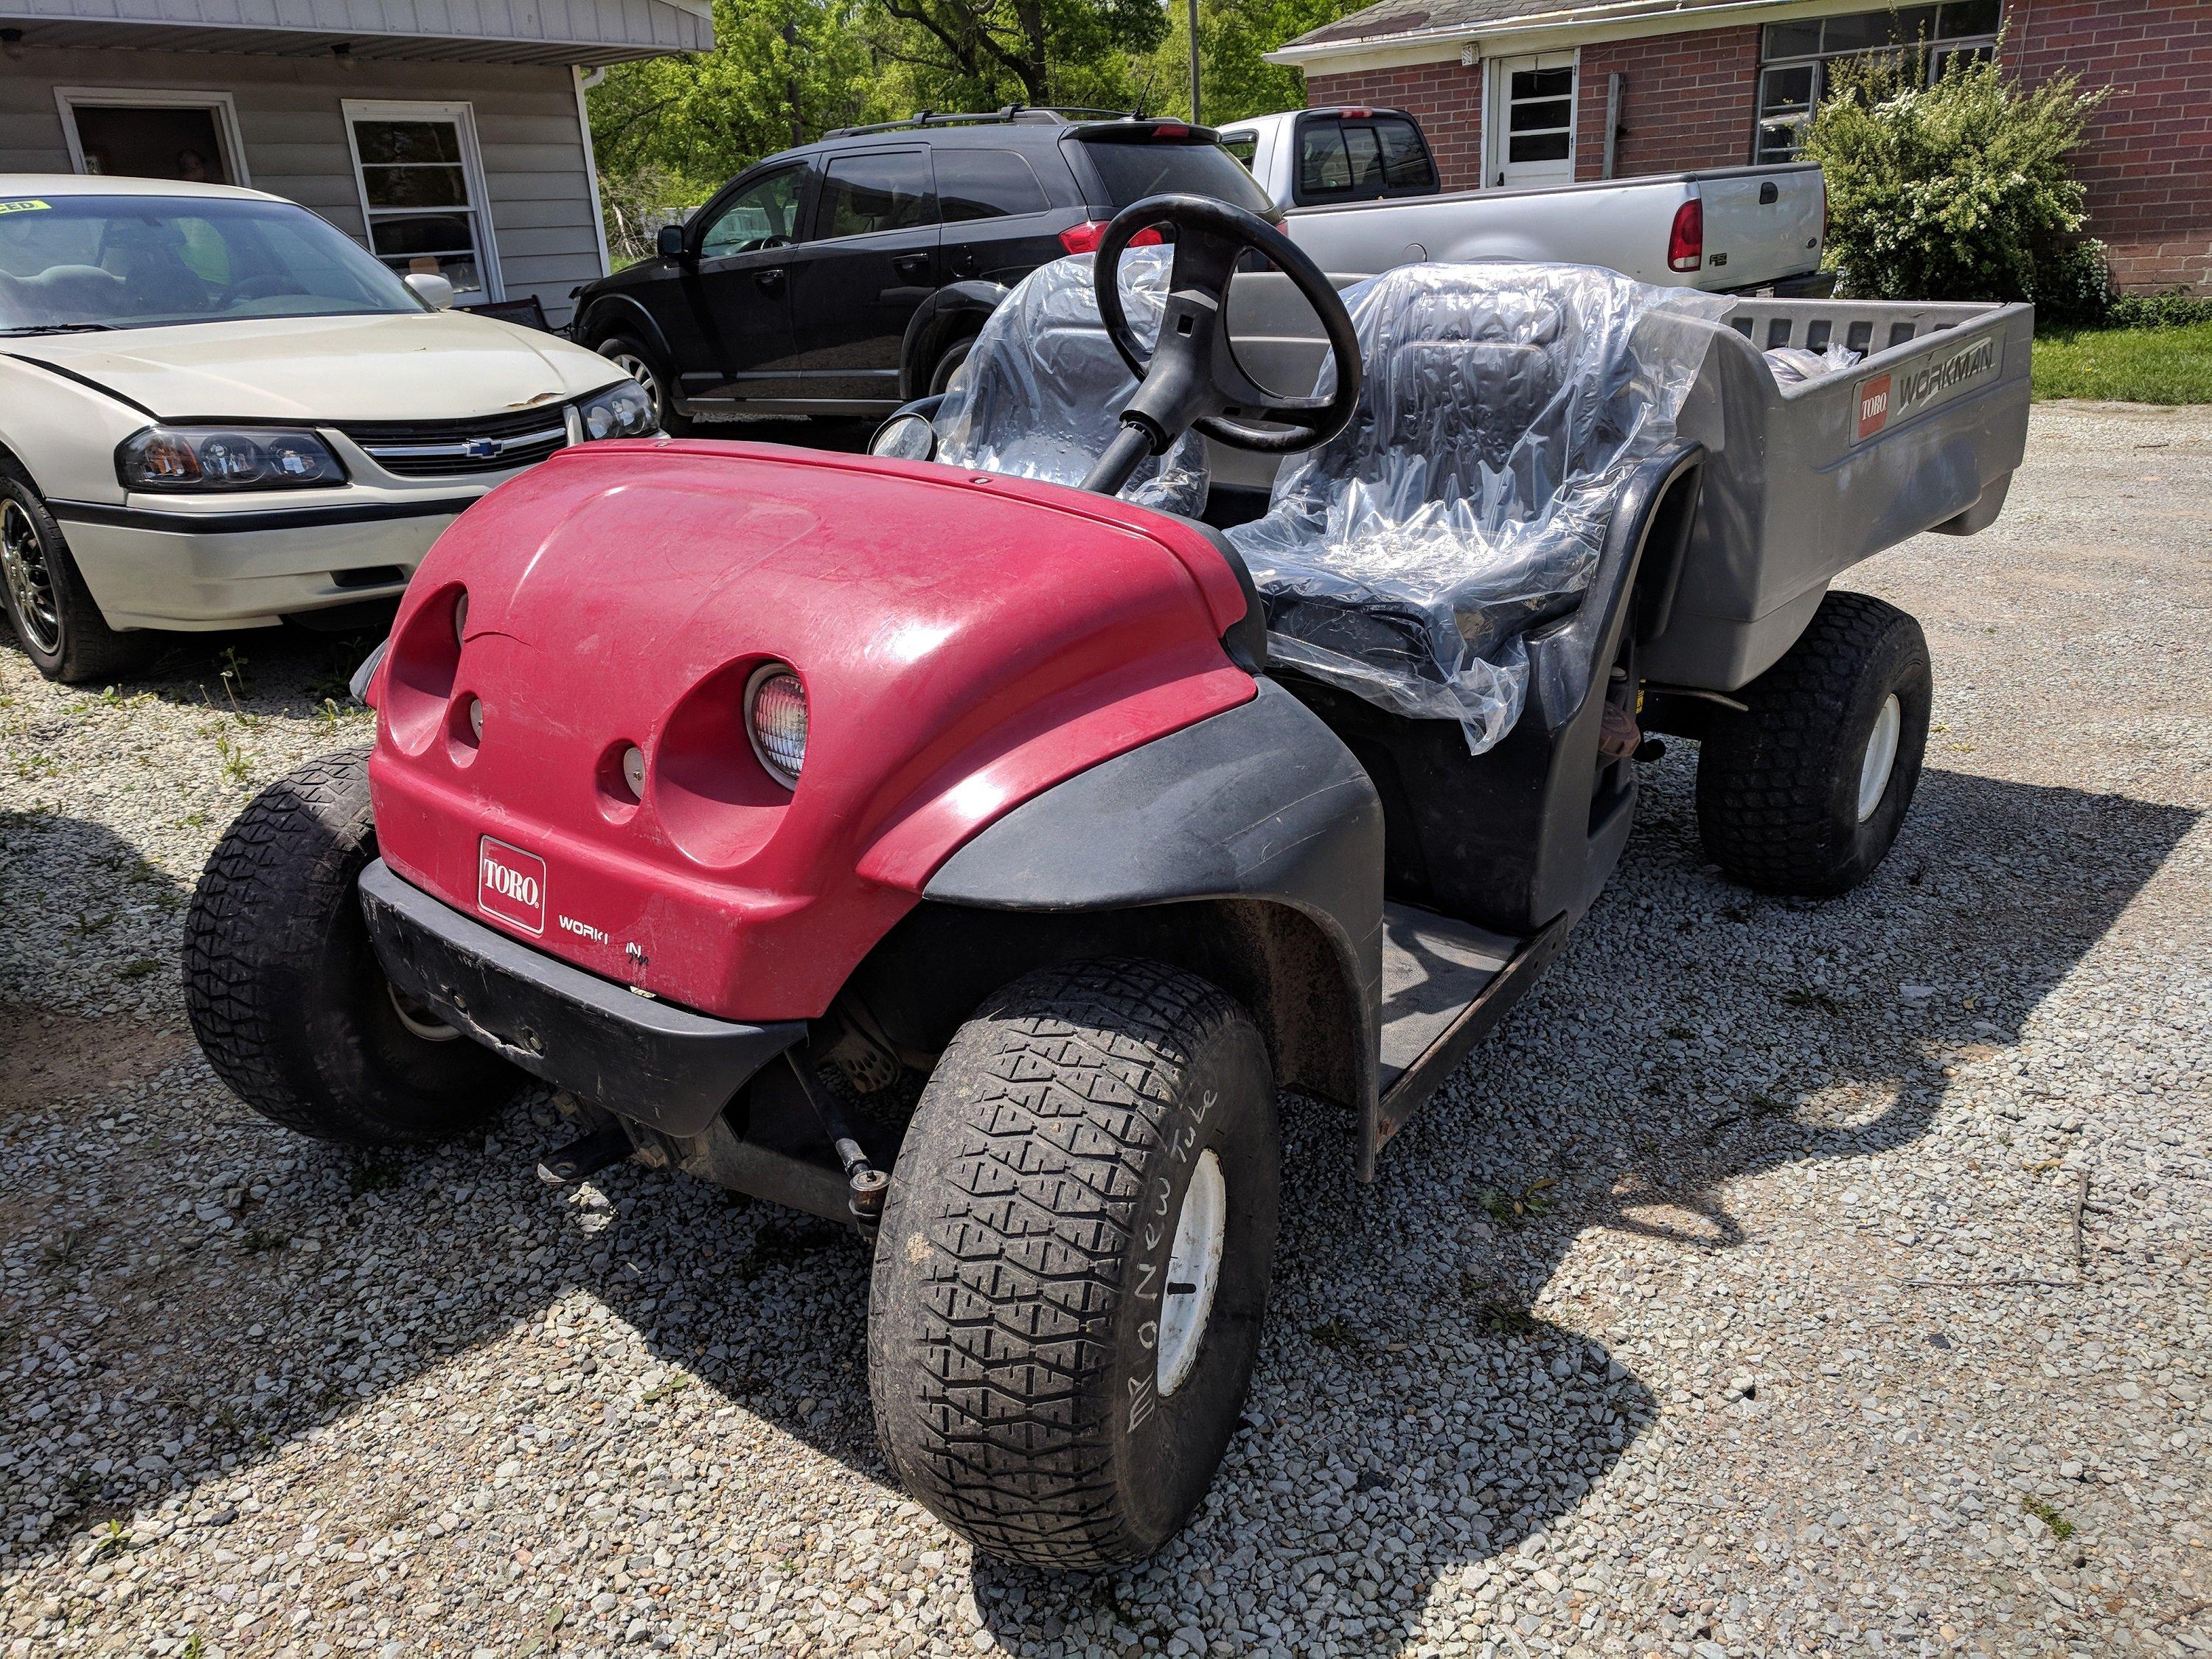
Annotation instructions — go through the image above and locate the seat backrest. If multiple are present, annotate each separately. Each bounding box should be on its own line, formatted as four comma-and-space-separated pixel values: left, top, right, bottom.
931, 248, 1208, 517
1225, 260, 1728, 753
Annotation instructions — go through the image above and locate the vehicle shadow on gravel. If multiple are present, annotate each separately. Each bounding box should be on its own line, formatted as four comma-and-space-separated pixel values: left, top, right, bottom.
4, 760, 2195, 1658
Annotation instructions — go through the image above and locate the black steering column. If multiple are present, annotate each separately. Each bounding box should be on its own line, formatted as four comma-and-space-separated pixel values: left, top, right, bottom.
1079, 195, 1364, 498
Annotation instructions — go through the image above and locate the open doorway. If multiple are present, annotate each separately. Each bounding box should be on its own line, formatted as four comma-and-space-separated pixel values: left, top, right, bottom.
57, 90, 246, 186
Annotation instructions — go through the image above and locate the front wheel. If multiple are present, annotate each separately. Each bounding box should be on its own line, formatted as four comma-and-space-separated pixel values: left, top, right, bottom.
183, 748, 521, 1144
1696, 590, 1933, 896
869, 959, 1279, 1568
0, 462, 156, 684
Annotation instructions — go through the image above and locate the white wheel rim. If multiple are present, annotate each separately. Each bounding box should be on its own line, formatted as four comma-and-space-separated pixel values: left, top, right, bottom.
1857, 693, 1902, 824
1156, 1149, 1226, 1397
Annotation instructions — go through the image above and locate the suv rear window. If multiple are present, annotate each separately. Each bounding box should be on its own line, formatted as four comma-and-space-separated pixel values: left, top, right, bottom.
1074, 133, 1277, 216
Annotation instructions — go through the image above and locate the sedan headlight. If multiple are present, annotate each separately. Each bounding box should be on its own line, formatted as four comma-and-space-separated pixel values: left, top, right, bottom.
574, 381, 657, 442
118, 425, 346, 490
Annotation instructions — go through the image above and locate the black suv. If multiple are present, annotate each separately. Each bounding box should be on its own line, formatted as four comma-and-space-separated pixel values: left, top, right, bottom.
568, 109, 1277, 431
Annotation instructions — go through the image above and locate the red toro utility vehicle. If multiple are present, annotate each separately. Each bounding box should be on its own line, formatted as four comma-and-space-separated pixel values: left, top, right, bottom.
183, 197, 2029, 1568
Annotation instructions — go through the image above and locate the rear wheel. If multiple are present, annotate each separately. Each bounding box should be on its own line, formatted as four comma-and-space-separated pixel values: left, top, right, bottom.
183, 748, 520, 1144
869, 959, 1279, 1568
1695, 590, 1932, 896
594, 333, 695, 437
0, 462, 156, 684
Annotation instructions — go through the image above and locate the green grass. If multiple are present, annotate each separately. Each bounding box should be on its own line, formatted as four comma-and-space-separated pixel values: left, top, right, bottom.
2032, 321, 2212, 404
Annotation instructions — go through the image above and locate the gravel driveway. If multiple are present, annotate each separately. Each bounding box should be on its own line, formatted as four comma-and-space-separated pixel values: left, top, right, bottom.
3, 403, 2208, 1659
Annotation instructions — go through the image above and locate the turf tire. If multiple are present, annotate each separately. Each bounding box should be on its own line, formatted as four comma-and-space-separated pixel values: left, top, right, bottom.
869, 958, 1279, 1568
1695, 589, 1932, 896
182, 747, 518, 1144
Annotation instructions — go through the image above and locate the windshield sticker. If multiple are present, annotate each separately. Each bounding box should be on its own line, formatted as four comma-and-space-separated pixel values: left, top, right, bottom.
1852, 333, 2003, 443
0, 199, 52, 215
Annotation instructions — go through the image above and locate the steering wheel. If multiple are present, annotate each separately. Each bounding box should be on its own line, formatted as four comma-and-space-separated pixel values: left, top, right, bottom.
1094, 194, 1362, 459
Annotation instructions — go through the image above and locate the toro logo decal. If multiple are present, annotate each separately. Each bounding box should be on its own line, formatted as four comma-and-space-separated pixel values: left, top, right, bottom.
1852, 334, 2003, 445
1855, 373, 1893, 440
477, 837, 546, 935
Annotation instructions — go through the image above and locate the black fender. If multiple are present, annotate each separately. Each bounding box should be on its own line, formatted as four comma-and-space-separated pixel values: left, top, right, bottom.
571, 291, 673, 363
924, 678, 1385, 1130
899, 280, 1007, 400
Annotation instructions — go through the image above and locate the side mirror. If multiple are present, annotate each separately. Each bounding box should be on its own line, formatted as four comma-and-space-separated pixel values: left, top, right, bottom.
656, 223, 686, 259
404, 271, 456, 310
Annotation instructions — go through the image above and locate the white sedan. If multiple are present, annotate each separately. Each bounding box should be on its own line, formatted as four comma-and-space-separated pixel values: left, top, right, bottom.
0, 174, 654, 682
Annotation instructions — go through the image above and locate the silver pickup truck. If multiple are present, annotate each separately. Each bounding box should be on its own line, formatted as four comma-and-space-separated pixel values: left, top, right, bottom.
1218, 106, 1829, 293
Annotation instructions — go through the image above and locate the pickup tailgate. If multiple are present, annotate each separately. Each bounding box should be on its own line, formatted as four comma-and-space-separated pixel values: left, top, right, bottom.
1695, 165, 1824, 289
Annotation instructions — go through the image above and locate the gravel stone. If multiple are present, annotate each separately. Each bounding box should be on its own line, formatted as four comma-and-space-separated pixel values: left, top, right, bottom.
3, 402, 2209, 1655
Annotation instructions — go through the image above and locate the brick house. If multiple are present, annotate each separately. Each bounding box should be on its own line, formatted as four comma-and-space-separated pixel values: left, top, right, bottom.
1270, 0, 2211, 293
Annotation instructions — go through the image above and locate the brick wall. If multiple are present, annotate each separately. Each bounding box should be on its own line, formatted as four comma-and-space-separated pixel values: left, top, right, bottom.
1305, 63, 1484, 189
2004, 0, 2212, 292
1304, 2, 2211, 292
1573, 27, 1761, 181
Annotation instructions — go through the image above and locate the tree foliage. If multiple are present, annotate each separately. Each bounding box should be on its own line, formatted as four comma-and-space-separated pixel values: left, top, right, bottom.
1804, 48, 2107, 310
587, 0, 1369, 238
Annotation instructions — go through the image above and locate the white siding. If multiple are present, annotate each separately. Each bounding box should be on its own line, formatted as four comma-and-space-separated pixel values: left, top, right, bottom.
1, 46, 606, 324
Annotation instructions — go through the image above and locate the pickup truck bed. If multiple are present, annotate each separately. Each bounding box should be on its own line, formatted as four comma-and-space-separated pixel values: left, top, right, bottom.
1287, 164, 1829, 293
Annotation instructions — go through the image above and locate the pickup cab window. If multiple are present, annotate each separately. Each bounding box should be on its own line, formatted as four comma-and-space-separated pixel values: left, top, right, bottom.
1221, 132, 1259, 171
1297, 116, 1434, 204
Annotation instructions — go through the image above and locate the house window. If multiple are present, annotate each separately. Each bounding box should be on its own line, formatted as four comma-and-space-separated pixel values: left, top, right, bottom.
343, 101, 498, 299
1754, 1, 2001, 161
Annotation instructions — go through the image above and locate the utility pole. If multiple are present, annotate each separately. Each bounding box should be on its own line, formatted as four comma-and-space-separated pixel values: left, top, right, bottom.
1186, 0, 1202, 124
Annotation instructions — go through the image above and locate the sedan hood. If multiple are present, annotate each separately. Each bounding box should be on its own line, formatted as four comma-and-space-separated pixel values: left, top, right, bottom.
11, 310, 619, 422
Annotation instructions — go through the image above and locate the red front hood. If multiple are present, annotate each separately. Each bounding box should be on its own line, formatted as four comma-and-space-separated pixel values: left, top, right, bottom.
366, 439, 1254, 1021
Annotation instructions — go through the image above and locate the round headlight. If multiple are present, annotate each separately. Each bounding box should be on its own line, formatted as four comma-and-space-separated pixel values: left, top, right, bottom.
745, 665, 807, 788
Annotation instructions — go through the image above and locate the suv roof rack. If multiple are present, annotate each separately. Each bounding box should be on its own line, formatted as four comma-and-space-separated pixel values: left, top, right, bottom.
823, 105, 1142, 139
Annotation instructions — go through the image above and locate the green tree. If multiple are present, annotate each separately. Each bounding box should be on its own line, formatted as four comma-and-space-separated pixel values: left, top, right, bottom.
865, 0, 1169, 111
588, 0, 880, 211
1143, 0, 1354, 125
1804, 47, 2107, 310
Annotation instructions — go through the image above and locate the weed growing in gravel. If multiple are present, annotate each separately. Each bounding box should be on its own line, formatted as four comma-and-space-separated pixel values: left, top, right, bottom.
90, 1519, 132, 1560
641, 1372, 695, 1405
43, 1230, 85, 1269
57, 1469, 102, 1516
349, 1155, 405, 1197
1310, 1317, 1361, 1352
240, 1228, 289, 1253
116, 959, 161, 980
2024, 1496, 2077, 1540
1472, 1301, 1544, 1336
11, 753, 58, 780
180, 1635, 205, 1659
69, 908, 116, 935
212, 729, 253, 786
218, 645, 253, 699
1471, 1177, 1557, 1227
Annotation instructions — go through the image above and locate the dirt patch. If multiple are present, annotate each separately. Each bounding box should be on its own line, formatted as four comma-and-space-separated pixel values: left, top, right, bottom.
0, 1001, 191, 1116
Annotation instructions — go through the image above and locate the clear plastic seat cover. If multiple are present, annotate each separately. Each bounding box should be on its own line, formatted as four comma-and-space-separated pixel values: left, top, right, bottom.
936, 254, 1724, 754
1226, 262, 1728, 752
931, 247, 1208, 517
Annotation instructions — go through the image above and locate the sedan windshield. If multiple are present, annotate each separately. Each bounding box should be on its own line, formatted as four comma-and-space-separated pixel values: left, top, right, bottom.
0, 193, 427, 333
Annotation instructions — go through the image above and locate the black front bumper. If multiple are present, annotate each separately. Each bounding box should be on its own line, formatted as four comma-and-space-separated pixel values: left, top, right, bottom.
358, 860, 804, 1136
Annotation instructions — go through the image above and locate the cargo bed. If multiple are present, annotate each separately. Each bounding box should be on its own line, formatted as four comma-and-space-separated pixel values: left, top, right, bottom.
1649, 296, 2034, 689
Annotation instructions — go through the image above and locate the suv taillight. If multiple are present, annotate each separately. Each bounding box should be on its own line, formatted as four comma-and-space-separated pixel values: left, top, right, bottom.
1668, 198, 1703, 272
1059, 220, 1164, 255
